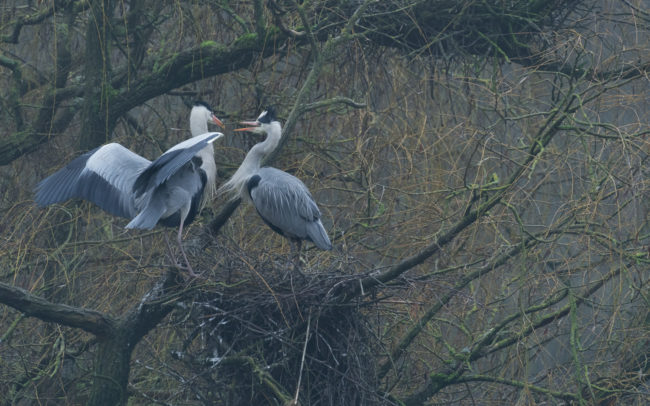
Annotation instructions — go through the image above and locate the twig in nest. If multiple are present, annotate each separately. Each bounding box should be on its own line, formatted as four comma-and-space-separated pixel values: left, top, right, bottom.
292, 308, 312, 405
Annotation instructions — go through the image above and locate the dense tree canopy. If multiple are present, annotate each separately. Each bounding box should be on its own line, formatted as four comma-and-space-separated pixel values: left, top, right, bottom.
1, 0, 649, 405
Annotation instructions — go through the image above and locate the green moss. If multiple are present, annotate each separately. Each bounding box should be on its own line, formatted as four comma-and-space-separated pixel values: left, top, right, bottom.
200, 40, 218, 48
231, 27, 283, 49
103, 82, 120, 99
264, 25, 281, 38
153, 53, 178, 74
428, 372, 451, 383
232, 33, 259, 48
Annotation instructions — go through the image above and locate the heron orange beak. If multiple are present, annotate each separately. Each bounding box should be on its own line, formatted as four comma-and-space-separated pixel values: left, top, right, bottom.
211, 114, 225, 129
234, 120, 259, 132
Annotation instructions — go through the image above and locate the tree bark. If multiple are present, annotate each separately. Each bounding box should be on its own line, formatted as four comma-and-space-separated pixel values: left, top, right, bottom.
86, 269, 181, 406
0, 282, 116, 336
0, 269, 182, 406
80, 0, 115, 150
89, 332, 132, 406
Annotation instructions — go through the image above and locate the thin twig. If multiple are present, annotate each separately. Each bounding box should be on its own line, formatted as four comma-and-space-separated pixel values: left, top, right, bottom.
293, 308, 312, 405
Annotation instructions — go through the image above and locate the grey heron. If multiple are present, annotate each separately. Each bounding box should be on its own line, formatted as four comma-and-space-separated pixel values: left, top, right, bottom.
219, 107, 332, 269
34, 101, 225, 276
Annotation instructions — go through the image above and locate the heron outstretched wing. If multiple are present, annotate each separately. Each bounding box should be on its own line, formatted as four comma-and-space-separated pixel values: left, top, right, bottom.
34, 143, 150, 219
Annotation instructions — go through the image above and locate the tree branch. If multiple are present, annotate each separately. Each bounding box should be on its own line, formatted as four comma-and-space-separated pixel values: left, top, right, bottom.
300, 97, 367, 113
0, 31, 290, 166
207, 198, 242, 236
0, 1, 70, 44
0, 282, 117, 337
207, 3, 373, 233
401, 261, 625, 404
376, 231, 546, 379
333, 87, 580, 303
121, 269, 185, 346
456, 374, 579, 402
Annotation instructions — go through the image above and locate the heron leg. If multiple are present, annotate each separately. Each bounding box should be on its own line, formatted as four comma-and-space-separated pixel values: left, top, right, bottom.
177, 221, 200, 278
163, 233, 183, 269
291, 239, 305, 276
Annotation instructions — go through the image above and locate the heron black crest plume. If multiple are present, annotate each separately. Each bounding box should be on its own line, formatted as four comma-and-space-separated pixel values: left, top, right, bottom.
258, 107, 277, 123
194, 100, 214, 111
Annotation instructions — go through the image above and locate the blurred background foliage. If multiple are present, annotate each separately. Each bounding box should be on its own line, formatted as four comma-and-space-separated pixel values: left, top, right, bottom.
1, 0, 649, 404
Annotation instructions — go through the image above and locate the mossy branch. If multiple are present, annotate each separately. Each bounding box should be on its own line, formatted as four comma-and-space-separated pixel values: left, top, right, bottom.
400, 262, 625, 404
485, 264, 623, 356
0, 1, 69, 44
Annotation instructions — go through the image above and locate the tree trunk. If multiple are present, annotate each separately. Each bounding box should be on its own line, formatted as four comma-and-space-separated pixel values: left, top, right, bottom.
88, 331, 133, 406
86, 270, 180, 405
81, 0, 115, 150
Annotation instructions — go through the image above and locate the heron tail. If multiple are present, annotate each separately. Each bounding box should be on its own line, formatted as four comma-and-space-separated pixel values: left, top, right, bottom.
126, 201, 165, 230
306, 220, 332, 250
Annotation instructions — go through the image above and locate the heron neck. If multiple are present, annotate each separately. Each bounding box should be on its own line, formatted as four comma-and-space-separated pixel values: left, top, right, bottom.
220, 121, 282, 199
197, 143, 216, 192
190, 112, 209, 137
189, 109, 216, 198
243, 122, 281, 171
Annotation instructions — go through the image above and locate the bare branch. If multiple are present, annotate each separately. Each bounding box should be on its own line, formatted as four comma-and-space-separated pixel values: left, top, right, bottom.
0, 282, 117, 337
334, 88, 580, 302
300, 97, 367, 113
456, 374, 579, 402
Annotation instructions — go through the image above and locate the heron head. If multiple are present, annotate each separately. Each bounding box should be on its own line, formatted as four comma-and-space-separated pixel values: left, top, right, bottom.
192, 100, 224, 129
235, 107, 277, 134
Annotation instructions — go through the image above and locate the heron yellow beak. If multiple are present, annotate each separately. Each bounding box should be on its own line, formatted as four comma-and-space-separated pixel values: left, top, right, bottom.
234, 121, 259, 132
211, 114, 225, 129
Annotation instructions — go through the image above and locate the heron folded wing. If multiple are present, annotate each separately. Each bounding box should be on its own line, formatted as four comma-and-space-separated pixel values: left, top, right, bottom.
250, 168, 324, 241
132, 132, 222, 198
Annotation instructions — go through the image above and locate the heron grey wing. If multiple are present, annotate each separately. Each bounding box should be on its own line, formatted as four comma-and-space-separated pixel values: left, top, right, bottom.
251, 168, 322, 239
132, 132, 222, 197
261, 168, 321, 218
35, 146, 101, 206
84, 144, 151, 217
35, 143, 150, 219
